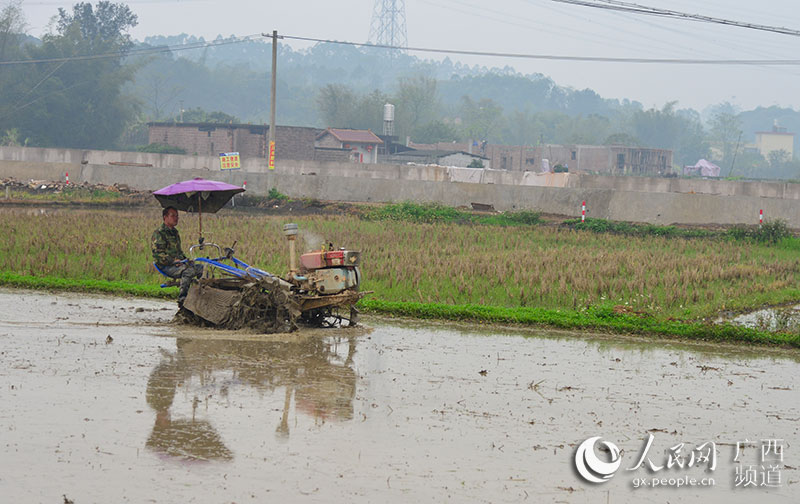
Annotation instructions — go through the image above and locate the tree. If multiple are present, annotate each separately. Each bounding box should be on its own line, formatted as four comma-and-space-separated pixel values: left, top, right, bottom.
0, 1, 26, 127
0, 0, 25, 64
411, 120, 459, 143
500, 109, 539, 146
459, 96, 503, 142
316, 83, 358, 128
141, 71, 184, 120
0, 127, 23, 146
708, 101, 742, 167
352, 89, 388, 132
315, 85, 388, 131
605, 132, 640, 146
393, 75, 438, 138
566, 114, 610, 144
768, 149, 790, 169
730, 151, 767, 178
631, 102, 709, 166
1, 2, 139, 148
176, 107, 239, 123
55, 1, 137, 53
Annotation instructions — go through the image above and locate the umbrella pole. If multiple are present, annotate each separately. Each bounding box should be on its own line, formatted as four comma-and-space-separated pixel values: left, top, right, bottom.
198, 196, 203, 241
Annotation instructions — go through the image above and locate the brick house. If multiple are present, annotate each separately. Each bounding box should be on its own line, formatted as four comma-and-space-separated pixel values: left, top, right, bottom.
147, 122, 322, 160
315, 128, 383, 164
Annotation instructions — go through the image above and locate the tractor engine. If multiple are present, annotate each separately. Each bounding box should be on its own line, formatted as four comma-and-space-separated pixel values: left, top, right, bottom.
298, 249, 360, 294
283, 223, 361, 295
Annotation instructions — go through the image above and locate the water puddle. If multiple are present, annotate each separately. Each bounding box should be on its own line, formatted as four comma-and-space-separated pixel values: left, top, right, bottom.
1, 289, 797, 503
723, 304, 800, 332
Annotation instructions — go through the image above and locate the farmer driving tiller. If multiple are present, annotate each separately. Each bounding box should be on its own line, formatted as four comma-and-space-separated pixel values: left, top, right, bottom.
151, 178, 367, 333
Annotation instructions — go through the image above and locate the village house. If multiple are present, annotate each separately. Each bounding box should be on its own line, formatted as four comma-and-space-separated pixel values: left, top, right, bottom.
380, 149, 491, 169
408, 141, 673, 176
752, 122, 795, 160
314, 128, 383, 164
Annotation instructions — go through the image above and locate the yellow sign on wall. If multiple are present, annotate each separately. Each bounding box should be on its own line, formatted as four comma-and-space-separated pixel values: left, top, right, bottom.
268, 141, 275, 170
219, 152, 241, 170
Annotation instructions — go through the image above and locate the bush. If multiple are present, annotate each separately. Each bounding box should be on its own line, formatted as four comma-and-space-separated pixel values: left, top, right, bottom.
565, 218, 713, 238
759, 219, 791, 243
364, 202, 466, 223
363, 202, 542, 227
267, 187, 288, 201
136, 143, 186, 155
496, 210, 542, 226
727, 220, 791, 244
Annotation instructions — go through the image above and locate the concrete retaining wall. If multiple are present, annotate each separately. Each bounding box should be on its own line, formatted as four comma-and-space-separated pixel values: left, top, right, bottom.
2, 146, 800, 227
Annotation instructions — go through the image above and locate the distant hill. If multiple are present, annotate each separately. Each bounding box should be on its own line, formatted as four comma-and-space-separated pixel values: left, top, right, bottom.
134, 36, 631, 124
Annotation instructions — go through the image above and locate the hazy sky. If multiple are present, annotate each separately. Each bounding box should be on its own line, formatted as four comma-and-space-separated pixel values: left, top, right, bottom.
19, 0, 800, 112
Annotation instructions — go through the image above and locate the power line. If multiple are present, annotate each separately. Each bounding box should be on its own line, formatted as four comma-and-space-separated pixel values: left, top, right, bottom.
282, 34, 800, 65
6, 29, 800, 68
0, 77, 94, 120
0, 33, 263, 66
550, 0, 800, 37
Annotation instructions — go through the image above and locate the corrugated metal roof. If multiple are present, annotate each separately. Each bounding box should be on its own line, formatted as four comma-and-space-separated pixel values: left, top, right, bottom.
319, 128, 383, 144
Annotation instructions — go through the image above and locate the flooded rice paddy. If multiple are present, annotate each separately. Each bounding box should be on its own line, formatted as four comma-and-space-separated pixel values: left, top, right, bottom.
1, 289, 798, 503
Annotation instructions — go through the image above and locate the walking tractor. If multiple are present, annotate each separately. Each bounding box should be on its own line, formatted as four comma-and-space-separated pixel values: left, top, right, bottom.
178, 223, 368, 333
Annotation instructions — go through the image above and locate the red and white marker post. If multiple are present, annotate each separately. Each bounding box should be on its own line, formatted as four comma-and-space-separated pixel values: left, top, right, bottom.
581, 200, 586, 223
65, 172, 69, 185
759, 209, 763, 228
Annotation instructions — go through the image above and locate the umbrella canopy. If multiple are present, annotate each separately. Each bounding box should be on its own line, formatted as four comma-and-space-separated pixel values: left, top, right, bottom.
153, 178, 244, 213
153, 178, 245, 239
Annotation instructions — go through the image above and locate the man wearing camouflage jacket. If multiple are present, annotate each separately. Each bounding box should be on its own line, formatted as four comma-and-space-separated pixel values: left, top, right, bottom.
152, 206, 204, 305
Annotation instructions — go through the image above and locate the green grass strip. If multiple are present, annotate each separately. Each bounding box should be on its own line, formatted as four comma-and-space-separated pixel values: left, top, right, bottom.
361, 201, 542, 226
1, 271, 795, 348
357, 299, 800, 348
0, 271, 176, 299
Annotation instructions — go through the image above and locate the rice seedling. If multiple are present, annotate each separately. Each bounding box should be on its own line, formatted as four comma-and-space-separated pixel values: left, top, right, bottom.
2, 207, 800, 344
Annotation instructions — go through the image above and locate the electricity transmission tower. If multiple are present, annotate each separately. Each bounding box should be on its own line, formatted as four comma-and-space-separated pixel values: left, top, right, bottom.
368, 0, 408, 49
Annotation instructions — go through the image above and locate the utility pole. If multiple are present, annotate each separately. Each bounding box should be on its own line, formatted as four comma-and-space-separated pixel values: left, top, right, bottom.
728, 131, 743, 178
267, 30, 278, 170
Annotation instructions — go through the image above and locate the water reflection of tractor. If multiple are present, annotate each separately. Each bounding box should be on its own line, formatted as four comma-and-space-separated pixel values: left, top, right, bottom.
145, 335, 357, 461
179, 222, 367, 333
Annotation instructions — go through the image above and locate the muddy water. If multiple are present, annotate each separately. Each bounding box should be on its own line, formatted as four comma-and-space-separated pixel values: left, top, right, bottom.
1, 289, 798, 503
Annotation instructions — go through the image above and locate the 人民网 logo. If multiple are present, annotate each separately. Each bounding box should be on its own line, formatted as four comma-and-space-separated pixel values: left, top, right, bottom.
575, 436, 622, 484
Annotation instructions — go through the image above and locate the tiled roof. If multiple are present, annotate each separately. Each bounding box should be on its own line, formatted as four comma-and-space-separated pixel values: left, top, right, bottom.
319, 128, 383, 144
397, 149, 489, 160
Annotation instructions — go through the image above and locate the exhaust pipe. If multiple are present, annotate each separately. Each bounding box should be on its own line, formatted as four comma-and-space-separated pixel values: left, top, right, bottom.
283, 223, 299, 274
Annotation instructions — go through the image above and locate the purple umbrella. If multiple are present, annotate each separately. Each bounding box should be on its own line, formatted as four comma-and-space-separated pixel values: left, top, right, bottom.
153, 178, 245, 238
